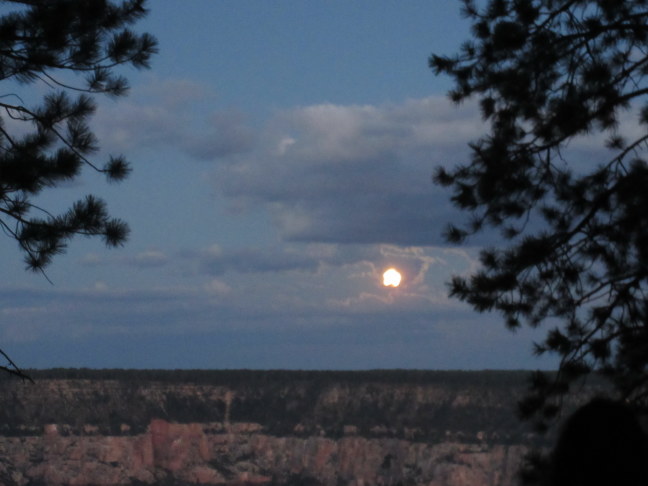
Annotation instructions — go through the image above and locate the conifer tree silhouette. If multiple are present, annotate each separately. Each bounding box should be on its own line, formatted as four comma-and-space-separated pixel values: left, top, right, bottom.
0, 0, 156, 273
0, 0, 156, 377
431, 0, 648, 429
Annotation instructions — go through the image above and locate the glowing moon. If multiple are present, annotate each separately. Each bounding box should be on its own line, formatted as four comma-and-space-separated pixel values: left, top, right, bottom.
382, 268, 402, 287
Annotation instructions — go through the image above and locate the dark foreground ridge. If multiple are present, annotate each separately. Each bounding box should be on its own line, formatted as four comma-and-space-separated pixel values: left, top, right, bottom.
2, 369, 532, 438
0, 369, 582, 486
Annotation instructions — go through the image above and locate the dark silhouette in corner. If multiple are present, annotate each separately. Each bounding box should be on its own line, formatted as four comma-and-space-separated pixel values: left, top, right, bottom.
551, 398, 648, 486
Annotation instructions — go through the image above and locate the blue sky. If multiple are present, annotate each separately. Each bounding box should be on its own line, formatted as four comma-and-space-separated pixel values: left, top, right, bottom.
0, 1, 558, 370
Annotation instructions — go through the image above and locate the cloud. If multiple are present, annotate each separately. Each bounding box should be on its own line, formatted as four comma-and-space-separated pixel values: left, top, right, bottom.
197, 244, 321, 276
0, 243, 470, 341
190, 242, 471, 281
78, 249, 170, 269
4, 243, 477, 340
0, 240, 551, 370
94, 76, 255, 160
182, 243, 480, 320
182, 111, 255, 160
129, 250, 169, 268
207, 95, 631, 249
212, 96, 485, 246
204, 279, 231, 296
95, 88, 491, 248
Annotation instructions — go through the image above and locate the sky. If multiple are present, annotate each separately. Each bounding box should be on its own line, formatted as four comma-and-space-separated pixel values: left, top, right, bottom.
0, 0, 560, 371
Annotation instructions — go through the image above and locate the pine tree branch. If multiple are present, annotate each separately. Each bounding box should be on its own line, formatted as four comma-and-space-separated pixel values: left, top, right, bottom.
0, 348, 33, 383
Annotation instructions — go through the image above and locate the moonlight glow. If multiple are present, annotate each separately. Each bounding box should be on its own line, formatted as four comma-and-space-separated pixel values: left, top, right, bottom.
382, 268, 402, 287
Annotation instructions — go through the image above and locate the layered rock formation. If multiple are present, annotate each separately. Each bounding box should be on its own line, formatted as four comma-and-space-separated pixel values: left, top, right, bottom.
0, 369, 545, 486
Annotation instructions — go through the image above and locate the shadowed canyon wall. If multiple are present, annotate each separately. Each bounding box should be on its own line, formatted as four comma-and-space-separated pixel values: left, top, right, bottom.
0, 369, 550, 486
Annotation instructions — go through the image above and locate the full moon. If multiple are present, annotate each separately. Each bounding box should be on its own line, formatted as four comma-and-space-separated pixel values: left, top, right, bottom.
382, 268, 402, 287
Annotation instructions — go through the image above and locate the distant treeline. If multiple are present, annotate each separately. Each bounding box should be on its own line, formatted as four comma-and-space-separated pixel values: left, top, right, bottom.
0, 368, 575, 443
13, 368, 538, 387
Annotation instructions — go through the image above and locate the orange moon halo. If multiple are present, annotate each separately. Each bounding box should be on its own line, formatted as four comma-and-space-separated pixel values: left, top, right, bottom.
382, 268, 402, 287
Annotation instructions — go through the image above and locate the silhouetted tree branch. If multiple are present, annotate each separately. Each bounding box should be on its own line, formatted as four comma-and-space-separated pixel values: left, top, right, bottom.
0, 0, 156, 272
0, 0, 157, 375
431, 0, 648, 432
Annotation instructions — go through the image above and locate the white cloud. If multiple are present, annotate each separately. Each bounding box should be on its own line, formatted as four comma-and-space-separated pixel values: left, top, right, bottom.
212, 96, 483, 246
94, 76, 256, 159
277, 136, 296, 155
130, 250, 169, 268
205, 278, 231, 296
184, 242, 478, 319
80, 253, 103, 266
78, 250, 169, 269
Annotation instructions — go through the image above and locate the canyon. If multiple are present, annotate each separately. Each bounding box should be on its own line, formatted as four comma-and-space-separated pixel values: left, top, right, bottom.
0, 369, 551, 486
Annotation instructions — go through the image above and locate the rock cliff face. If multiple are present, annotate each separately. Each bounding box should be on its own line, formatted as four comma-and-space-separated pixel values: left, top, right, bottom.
0, 370, 542, 486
